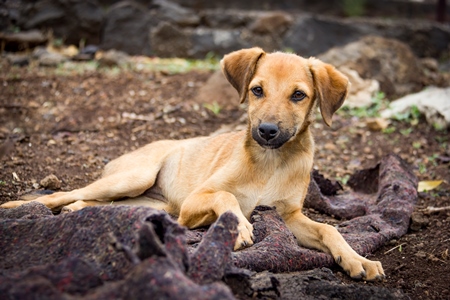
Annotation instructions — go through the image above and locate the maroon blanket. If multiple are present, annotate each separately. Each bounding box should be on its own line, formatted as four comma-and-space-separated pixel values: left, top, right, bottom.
0, 154, 417, 299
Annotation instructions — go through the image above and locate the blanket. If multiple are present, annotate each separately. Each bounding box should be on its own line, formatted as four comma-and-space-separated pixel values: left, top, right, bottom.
0, 154, 417, 299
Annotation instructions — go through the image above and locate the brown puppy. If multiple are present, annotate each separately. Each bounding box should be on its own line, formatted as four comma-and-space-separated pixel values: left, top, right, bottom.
1, 48, 384, 281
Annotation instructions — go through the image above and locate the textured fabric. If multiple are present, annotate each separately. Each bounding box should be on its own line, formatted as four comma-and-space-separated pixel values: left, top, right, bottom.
0, 154, 417, 299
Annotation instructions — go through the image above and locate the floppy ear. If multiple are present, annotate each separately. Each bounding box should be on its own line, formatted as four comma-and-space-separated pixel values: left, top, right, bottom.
309, 58, 349, 126
220, 47, 266, 103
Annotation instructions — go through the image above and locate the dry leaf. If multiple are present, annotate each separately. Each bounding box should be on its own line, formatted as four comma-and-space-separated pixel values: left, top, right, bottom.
418, 180, 443, 192
366, 117, 389, 131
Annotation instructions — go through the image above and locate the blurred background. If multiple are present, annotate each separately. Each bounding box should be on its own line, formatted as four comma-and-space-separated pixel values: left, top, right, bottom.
1, 0, 449, 59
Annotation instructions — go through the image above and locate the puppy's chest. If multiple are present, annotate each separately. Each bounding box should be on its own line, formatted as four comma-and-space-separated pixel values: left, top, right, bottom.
234, 176, 299, 217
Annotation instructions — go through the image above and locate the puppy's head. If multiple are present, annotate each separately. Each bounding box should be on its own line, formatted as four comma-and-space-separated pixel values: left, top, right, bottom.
221, 48, 348, 149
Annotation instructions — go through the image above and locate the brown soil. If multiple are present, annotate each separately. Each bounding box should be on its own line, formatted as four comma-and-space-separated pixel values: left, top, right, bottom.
1, 59, 449, 299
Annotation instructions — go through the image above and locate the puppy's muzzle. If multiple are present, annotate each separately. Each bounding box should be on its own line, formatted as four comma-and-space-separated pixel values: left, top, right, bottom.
252, 122, 293, 149
258, 122, 280, 142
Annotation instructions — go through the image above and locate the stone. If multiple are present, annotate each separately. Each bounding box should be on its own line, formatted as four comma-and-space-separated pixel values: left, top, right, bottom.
366, 118, 390, 131
97, 49, 131, 68
6, 54, 30, 66
283, 15, 366, 57
319, 36, 424, 98
40, 174, 62, 190
188, 28, 250, 59
21, 1, 104, 46
38, 52, 67, 67
101, 1, 152, 56
153, 0, 200, 27
151, 22, 192, 58
340, 66, 380, 107
410, 212, 429, 231
381, 86, 450, 129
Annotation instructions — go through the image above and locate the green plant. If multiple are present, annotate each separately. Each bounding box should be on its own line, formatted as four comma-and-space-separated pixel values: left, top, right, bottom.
382, 126, 396, 134
340, 92, 387, 118
392, 105, 421, 125
336, 174, 351, 185
342, 0, 367, 17
412, 141, 422, 149
400, 128, 413, 136
418, 163, 427, 174
203, 102, 222, 115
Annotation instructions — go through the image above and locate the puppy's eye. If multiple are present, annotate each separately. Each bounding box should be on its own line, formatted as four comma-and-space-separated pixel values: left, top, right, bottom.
251, 86, 263, 97
292, 91, 306, 102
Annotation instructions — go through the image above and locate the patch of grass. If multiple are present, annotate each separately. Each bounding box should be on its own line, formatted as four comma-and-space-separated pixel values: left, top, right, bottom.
340, 92, 388, 118
54, 60, 99, 76
134, 53, 220, 74
392, 105, 421, 126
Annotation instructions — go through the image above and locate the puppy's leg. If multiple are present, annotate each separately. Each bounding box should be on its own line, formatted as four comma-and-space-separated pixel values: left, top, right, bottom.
61, 197, 170, 213
284, 209, 385, 281
0, 168, 160, 210
178, 191, 253, 250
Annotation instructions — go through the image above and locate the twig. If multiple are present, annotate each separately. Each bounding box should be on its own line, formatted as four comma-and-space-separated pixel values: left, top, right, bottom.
384, 243, 406, 254
421, 206, 450, 213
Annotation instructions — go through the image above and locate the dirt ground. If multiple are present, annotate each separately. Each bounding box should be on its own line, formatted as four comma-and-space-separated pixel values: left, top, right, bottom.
0, 58, 449, 299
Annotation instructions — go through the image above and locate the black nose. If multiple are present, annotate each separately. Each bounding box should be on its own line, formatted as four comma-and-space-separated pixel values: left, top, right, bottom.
258, 123, 279, 141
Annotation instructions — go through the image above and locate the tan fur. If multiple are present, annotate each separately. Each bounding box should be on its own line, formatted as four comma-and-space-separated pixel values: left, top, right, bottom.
1, 48, 384, 281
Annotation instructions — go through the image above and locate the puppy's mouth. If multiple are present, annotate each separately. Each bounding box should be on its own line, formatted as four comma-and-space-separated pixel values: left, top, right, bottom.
251, 126, 296, 149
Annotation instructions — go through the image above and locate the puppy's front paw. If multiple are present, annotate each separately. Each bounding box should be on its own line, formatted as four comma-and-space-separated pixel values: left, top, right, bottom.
337, 254, 385, 281
0, 200, 28, 209
61, 206, 74, 214
234, 220, 254, 250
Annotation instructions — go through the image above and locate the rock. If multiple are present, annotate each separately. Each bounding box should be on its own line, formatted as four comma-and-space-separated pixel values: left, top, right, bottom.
153, 0, 200, 26
32, 46, 49, 59
0, 30, 47, 52
340, 66, 380, 107
72, 45, 99, 61
198, 70, 239, 110
249, 11, 293, 35
97, 49, 130, 68
410, 212, 429, 231
151, 22, 192, 58
101, 1, 152, 56
38, 52, 67, 67
189, 28, 249, 58
201, 9, 252, 29
284, 15, 365, 57
2, 2, 450, 60
20, 1, 104, 46
366, 118, 390, 131
319, 36, 424, 98
6, 54, 29, 67
381, 87, 450, 129
40, 174, 62, 190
